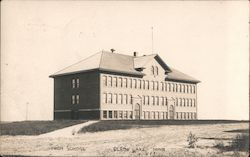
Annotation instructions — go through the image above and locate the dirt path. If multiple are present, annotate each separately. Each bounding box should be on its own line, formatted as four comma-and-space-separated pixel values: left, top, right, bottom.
39, 120, 99, 137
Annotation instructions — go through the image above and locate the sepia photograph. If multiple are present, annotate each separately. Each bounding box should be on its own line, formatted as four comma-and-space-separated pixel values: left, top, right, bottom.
0, 0, 249, 156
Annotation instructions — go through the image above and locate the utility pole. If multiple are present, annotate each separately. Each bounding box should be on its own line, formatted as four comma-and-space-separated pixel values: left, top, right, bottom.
26, 102, 28, 121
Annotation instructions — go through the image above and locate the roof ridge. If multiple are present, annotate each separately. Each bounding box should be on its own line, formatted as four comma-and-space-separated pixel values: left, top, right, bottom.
52, 51, 102, 75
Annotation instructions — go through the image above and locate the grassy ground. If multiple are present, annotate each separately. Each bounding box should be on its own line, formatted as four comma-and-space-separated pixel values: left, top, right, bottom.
0, 122, 248, 156
0, 120, 87, 135
78, 120, 248, 133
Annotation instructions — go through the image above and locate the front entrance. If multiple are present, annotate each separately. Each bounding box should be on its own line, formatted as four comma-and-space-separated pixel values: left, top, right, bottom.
169, 105, 174, 119
134, 103, 140, 120
71, 110, 79, 120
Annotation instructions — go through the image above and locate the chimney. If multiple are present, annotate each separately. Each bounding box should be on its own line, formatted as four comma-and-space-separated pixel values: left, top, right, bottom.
111, 49, 115, 53
133, 51, 138, 57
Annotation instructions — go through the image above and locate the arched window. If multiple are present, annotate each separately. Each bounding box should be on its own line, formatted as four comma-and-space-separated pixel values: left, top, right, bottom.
151, 66, 154, 75
155, 66, 159, 75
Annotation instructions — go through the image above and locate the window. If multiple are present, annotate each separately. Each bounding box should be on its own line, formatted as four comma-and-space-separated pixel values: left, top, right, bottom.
165, 112, 168, 119
142, 80, 145, 89
130, 95, 133, 104
72, 79, 76, 88
103, 93, 107, 103
165, 97, 168, 106
179, 84, 182, 92
183, 85, 186, 93
124, 94, 128, 104
146, 80, 149, 90
118, 94, 122, 104
151, 96, 155, 105
155, 82, 159, 90
156, 96, 159, 105
102, 76, 107, 86
184, 113, 186, 119
108, 76, 112, 87
172, 84, 175, 92
145, 96, 149, 105
152, 112, 155, 119
76, 79, 80, 88
124, 111, 128, 119
76, 95, 79, 104
151, 66, 154, 75
176, 112, 179, 119
193, 99, 196, 107
143, 111, 146, 119
113, 94, 117, 104
176, 98, 178, 106
190, 85, 193, 93
160, 82, 164, 91
155, 66, 159, 75
129, 111, 132, 119
123, 78, 127, 88
180, 113, 182, 119
165, 83, 168, 91
150, 81, 154, 90
194, 113, 197, 119
142, 96, 146, 105
129, 78, 132, 88
193, 86, 196, 93
132, 79, 136, 88
179, 98, 182, 106
113, 77, 117, 87
103, 111, 107, 118
72, 95, 75, 104
114, 111, 118, 118
168, 83, 171, 91
109, 111, 112, 118
155, 112, 159, 119
119, 111, 123, 119
183, 99, 185, 107
190, 99, 192, 107
108, 93, 112, 104
138, 80, 141, 89
186, 85, 189, 93
187, 99, 189, 107
118, 77, 122, 87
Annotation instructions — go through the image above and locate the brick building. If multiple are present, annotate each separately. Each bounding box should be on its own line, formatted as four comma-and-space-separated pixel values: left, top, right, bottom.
50, 51, 200, 120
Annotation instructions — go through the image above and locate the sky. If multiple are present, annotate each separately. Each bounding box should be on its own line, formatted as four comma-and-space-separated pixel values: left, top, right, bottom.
1, 1, 249, 121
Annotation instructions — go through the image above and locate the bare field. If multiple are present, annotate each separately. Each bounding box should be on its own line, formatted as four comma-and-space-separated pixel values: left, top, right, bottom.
0, 122, 249, 157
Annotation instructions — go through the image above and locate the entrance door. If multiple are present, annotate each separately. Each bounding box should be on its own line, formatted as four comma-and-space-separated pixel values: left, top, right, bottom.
134, 103, 140, 120
169, 105, 174, 119
71, 110, 79, 120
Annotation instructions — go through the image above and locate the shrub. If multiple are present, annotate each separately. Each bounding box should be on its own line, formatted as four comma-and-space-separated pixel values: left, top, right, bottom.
231, 133, 249, 152
187, 132, 198, 148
